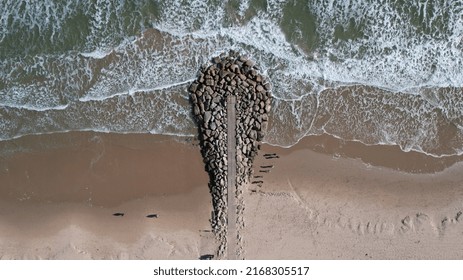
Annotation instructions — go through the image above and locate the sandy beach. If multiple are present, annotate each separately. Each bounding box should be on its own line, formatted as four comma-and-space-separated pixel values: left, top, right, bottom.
0, 132, 212, 259
245, 135, 463, 259
1, 132, 462, 259
2, 0, 463, 266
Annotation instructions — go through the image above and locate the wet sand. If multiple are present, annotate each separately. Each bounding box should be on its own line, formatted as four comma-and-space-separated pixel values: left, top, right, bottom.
1, 132, 463, 259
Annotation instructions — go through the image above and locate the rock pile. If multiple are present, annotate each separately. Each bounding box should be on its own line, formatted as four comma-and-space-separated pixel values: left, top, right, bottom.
189, 50, 272, 257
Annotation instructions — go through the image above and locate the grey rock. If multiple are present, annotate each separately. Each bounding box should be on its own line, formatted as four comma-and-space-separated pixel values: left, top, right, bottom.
189, 83, 198, 92
190, 93, 197, 104
247, 79, 256, 87
261, 121, 268, 131
230, 64, 239, 73
210, 121, 217, 130
204, 111, 212, 124
205, 86, 214, 95
245, 59, 255, 67
205, 79, 214, 86
250, 130, 257, 140
265, 104, 271, 113
238, 55, 248, 62
193, 104, 200, 116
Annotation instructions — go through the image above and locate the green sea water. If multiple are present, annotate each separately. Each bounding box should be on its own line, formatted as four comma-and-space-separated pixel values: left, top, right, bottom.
1, 0, 462, 156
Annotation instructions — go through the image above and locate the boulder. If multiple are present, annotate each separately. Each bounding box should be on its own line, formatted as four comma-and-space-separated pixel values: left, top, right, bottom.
230, 64, 239, 73
261, 121, 268, 131
205, 79, 214, 86
238, 55, 248, 62
249, 130, 257, 140
244, 59, 254, 67
210, 121, 217, 131
204, 110, 212, 124
189, 82, 198, 92
190, 93, 198, 104
193, 104, 200, 116
265, 104, 271, 113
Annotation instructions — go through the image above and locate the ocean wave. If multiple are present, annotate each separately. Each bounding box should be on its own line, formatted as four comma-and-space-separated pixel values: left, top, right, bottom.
78, 79, 194, 102
0, 103, 70, 112
1, 0, 463, 159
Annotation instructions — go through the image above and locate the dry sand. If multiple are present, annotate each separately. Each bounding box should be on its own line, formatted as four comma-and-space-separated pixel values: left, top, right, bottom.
1, 132, 463, 259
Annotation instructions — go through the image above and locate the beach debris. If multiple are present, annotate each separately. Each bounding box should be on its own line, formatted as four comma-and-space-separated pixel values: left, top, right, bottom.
112, 213, 124, 217
260, 165, 273, 169
146, 214, 158, 218
199, 254, 215, 260
252, 180, 264, 184
264, 153, 279, 159
189, 50, 272, 258
259, 170, 270, 173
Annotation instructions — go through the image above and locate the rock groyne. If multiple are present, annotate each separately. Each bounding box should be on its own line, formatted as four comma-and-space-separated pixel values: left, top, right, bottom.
189, 50, 272, 258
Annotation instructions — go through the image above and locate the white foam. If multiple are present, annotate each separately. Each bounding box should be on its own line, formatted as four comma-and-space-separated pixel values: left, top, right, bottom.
78, 79, 194, 102
0, 129, 194, 143
80, 49, 111, 59
2, 0, 463, 158
0, 103, 69, 112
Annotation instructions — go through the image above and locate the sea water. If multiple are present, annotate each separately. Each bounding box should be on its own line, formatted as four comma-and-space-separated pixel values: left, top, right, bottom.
1, 0, 462, 157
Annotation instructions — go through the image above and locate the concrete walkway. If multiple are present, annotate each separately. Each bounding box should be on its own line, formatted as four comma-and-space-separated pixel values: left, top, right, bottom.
227, 95, 237, 260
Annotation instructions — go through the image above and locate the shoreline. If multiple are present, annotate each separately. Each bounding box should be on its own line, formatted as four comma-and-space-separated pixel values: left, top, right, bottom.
244, 138, 463, 259
268, 133, 463, 174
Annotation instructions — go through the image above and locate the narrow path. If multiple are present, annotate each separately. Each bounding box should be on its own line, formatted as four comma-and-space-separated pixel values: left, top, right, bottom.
227, 95, 237, 260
